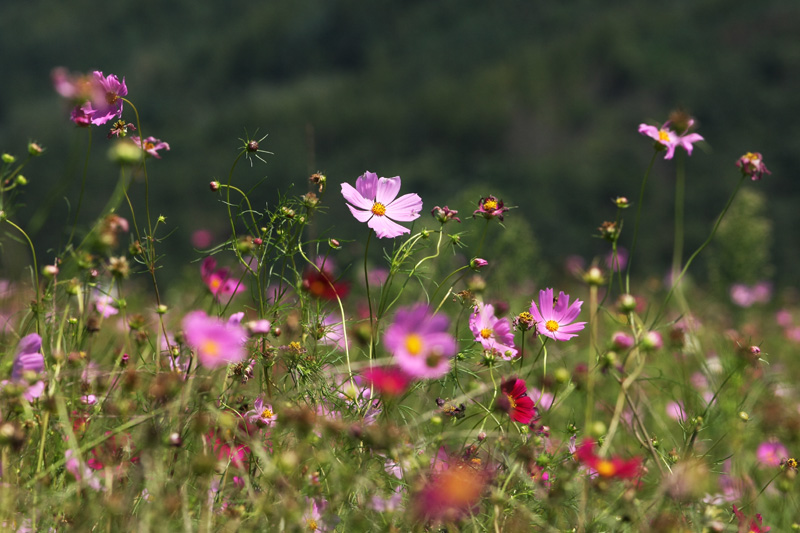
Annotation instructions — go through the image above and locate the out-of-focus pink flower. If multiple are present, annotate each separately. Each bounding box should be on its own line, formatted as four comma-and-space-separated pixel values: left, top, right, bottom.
341, 171, 422, 239
730, 282, 772, 307
130, 135, 170, 159
736, 152, 771, 181
733, 504, 770, 533
638, 120, 704, 160
605, 247, 628, 272
756, 441, 789, 468
94, 293, 118, 318
611, 331, 635, 351
201, 257, 245, 300
191, 229, 214, 248
666, 401, 686, 421
384, 305, 456, 379
65, 449, 103, 491
182, 311, 247, 368
412, 465, 486, 522
472, 195, 509, 221
469, 302, 517, 360
302, 258, 349, 301
529, 288, 586, 342
2, 333, 46, 402
775, 309, 793, 328
574, 438, 642, 479
362, 367, 412, 397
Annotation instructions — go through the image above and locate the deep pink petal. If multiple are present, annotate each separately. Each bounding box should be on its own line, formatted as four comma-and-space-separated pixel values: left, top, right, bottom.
341, 182, 375, 211
538, 289, 554, 322
375, 177, 402, 205
554, 291, 570, 317
529, 299, 545, 323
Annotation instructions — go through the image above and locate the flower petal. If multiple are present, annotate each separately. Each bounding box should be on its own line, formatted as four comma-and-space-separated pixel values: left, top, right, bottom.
375, 176, 402, 205
355, 172, 379, 200
341, 182, 375, 211
385, 193, 423, 221
368, 215, 409, 239
347, 203, 374, 223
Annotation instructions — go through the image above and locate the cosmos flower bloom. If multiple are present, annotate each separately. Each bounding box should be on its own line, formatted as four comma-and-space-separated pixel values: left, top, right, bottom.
362, 366, 412, 397
206, 428, 251, 468
469, 302, 518, 360
638, 121, 704, 160
130, 135, 170, 159
574, 438, 642, 479
201, 257, 246, 300
498, 377, 537, 424
737, 152, 771, 181
302, 258, 350, 300
412, 465, 486, 522
245, 397, 277, 427
2, 333, 47, 402
182, 311, 247, 368
70, 101, 96, 127
472, 195, 509, 220
384, 304, 456, 379
341, 171, 423, 238
529, 288, 586, 341
732, 504, 770, 533
94, 293, 118, 318
756, 441, 789, 468
90, 71, 127, 126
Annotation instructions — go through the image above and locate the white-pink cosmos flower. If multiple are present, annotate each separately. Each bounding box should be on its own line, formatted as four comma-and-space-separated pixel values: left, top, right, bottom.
468, 302, 518, 359
341, 171, 422, 238
638, 122, 704, 160
529, 288, 587, 341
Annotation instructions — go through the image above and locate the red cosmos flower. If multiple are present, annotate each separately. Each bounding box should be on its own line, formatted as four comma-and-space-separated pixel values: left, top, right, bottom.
362, 367, 412, 397
574, 438, 642, 479
732, 504, 770, 533
498, 377, 537, 424
302, 258, 350, 301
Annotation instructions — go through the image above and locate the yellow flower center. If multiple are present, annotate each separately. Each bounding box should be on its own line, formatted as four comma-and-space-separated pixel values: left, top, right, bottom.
145, 142, 155, 150
545, 320, 559, 332
595, 459, 616, 477
405, 334, 423, 355
201, 339, 220, 358
506, 393, 517, 410
657, 129, 671, 143
480, 328, 492, 339
106, 93, 119, 105
483, 199, 498, 211
210, 278, 222, 290
261, 408, 273, 419
371, 202, 386, 216
306, 518, 318, 531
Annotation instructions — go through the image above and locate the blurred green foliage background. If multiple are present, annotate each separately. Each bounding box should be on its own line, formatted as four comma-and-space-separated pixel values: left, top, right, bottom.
1, 0, 797, 288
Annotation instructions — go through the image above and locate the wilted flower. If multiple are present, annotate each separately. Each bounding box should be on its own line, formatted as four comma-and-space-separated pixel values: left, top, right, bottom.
130, 135, 170, 159
431, 205, 461, 224
384, 304, 456, 379
182, 311, 247, 368
341, 171, 422, 238
498, 377, 537, 424
469, 302, 518, 359
529, 288, 587, 342
107, 119, 135, 139
736, 152, 771, 181
473, 195, 509, 221
638, 120, 704, 160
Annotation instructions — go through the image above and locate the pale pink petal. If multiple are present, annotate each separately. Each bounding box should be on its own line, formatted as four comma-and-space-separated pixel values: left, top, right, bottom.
384, 193, 423, 221
347, 203, 374, 223
375, 177, 402, 205
368, 215, 409, 239
341, 182, 375, 211
355, 172, 379, 200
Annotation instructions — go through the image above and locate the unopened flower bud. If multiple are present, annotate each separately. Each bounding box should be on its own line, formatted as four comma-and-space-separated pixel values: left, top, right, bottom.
613, 196, 629, 209
738, 411, 749, 422
328, 238, 341, 249
641, 331, 663, 351
108, 140, 142, 165
28, 142, 44, 156
470, 257, 488, 271
43, 264, 59, 278
246, 140, 259, 152
156, 304, 168, 315
554, 367, 570, 384
1, 153, 14, 164
65, 278, 81, 296
617, 293, 637, 314
15, 175, 27, 186
169, 432, 183, 447
583, 266, 605, 286
750, 346, 761, 356
598, 221, 619, 242
209, 180, 220, 192
589, 421, 607, 438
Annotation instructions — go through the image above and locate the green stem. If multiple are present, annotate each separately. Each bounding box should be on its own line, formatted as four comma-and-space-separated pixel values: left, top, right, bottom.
67, 127, 92, 247
363, 230, 376, 358
625, 151, 658, 294
4, 219, 41, 332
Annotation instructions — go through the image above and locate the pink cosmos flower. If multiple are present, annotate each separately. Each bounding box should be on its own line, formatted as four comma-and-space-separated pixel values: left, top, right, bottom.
182, 311, 247, 368
341, 171, 422, 238
94, 293, 118, 318
245, 397, 277, 427
756, 441, 789, 468
384, 304, 456, 379
469, 302, 518, 359
130, 135, 170, 159
362, 366, 412, 397
201, 257, 245, 300
473, 195, 509, 220
529, 288, 587, 341
90, 71, 127, 126
2, 333, 46, 401
638, 121, 704, 160
737, 152, 771, 181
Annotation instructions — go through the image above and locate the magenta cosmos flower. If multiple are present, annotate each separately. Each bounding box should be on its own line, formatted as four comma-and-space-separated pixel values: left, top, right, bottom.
245, 397, 277, 427
130, 135, 170, 159
469, 302, 518, 359
384, 304, 456, 379
737, 152, 771, 181
638, 121, 704, 160
529, 288, 587, 341
201, 257, 245, 300
91, 71, 127, 126
341, 171, 422, 238
473, 195, 509, 220
182, 311, 247, 368
499, 377, 536, 424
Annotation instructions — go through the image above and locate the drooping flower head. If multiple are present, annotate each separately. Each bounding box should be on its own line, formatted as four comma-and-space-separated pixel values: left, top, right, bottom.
341, 171, 422, 238
431, 205, 461, 224
498, 377, 536, 424
473, 195, 509, 220
469, 302, 518, 360
737, 152, 771, 181
638, 120, 704, 160
130, 135, 170, 159
384, 304, 456, 379
182, 311, 247, 368
574, 438, 642, 479
529, 288, 587, 341
201, 257, 245, 301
